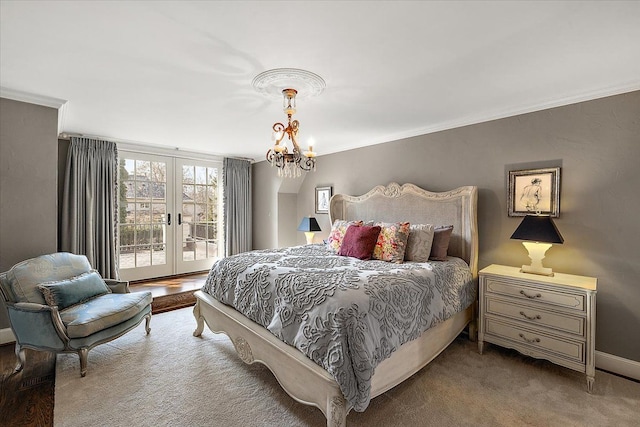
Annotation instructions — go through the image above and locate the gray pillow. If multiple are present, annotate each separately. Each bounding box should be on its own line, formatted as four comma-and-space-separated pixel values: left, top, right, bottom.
430, 225, 454, 261
38, 270, 110, 310
405, 224, 435, 262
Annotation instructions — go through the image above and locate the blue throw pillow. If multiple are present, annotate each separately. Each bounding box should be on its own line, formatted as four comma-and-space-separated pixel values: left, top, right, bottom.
38, 270, 110, 310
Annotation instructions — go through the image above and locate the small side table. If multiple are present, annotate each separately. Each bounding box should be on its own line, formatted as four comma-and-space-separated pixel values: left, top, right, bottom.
478, 264, 597, 392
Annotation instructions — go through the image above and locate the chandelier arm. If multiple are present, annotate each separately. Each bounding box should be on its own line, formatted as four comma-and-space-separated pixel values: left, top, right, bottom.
289, 119, 301, 151
298, 156, 316, 171
272, 122, 287, 146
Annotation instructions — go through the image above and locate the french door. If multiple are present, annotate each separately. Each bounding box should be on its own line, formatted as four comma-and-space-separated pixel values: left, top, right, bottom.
118, 152, 223, 281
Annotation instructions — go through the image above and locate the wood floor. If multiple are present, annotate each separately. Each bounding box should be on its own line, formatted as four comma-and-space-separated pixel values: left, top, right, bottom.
0, 272, 208, 427
131, 272, 207, 314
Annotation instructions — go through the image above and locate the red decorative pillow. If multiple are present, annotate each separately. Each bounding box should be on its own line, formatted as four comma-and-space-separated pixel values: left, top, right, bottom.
338, 225, 381, 260
430, 225, 454, 261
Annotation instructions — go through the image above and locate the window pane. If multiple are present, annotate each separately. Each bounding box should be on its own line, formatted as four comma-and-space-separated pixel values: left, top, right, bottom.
152, 224, 165, 245
151, 162, 166, 182
136, 182, 151, 201
151, 204, 166, 223
136, 251, 151, 267
152, 245, 166, 265
203, 204, 216, 222
195, 240, 207, 260
207, 185, 217, 203
135, 225, 151, 267
207, 167, 217, 185
207, 223, 217, 240
119, 223, 135, 269
182, 222, 193, 240
135, 225, 150, 244
182, 165, 194, 184
183, 237, 195, 261
183, 184, 194, 202
195, 185, 207, 203
195, 204, 206, 223
151, 182, 165, 201
192, 223, 206, 240
195, 166, 207, 184
182, 203, 194, 223
206, 240, 217, 258
122, 159, 135, 178
136, 160, 151, 180
120, 225, 135, 247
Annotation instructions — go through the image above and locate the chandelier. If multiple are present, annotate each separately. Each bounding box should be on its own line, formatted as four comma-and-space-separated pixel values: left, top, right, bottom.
252, 69, 326, 178
266, 88, 315, 177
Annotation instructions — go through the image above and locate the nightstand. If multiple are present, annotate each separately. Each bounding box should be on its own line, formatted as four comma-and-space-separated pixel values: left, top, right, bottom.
478, 264, 597, 392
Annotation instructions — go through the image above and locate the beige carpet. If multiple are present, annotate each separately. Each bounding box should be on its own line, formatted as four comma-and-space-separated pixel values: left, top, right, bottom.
55, 308, 640, 427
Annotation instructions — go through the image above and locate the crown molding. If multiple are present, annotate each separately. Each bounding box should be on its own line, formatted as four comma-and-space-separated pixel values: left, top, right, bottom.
321, 81, 640, 157
0, 87, 67, 109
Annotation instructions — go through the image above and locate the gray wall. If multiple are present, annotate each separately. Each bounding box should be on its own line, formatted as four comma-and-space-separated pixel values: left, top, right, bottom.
0, 97, 59, 329
253, 91, 640, 362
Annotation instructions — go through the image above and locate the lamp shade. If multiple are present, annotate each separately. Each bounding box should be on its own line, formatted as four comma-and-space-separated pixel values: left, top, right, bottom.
510, 215, 564, 244
297, 217, 322, 232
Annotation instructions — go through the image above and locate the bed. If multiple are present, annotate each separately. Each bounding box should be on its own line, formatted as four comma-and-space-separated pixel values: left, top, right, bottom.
192, 182, 478, 426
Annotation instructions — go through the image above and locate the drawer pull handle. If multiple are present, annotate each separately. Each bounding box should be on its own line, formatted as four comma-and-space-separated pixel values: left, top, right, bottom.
520, 290, 542, 299
519, 333, 541, 344
519, 311, 541, 321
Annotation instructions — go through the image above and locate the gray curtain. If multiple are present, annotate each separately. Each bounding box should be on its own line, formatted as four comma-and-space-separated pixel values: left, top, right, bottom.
223, 158, 252, 256
61, 137, 119, 278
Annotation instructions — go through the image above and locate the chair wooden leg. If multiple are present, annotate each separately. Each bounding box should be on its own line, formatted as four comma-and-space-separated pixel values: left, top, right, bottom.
78, 348, 88, 377
14, 343, 25, 372
145, 313, 151, 335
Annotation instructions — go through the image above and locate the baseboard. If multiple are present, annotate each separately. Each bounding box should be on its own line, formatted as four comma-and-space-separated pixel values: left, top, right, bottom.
596, 351, 640, 381
0, 327, 15, 345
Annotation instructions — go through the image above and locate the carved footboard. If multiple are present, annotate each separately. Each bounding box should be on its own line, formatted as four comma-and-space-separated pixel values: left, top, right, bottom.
193, 290, 347, 427
193, 290, 473, 426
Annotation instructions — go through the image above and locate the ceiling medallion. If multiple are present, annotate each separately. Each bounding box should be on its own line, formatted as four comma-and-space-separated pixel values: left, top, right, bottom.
252, 68, 326, 99
253, 68, 326, 178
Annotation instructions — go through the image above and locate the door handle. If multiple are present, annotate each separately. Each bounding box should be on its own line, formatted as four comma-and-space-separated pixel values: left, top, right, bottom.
167, 213, 171, 225
178, 213, 182, 225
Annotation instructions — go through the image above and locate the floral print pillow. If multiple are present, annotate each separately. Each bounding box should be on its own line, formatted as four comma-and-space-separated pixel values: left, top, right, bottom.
372, 222, 411, 263
326, 220, 363, 253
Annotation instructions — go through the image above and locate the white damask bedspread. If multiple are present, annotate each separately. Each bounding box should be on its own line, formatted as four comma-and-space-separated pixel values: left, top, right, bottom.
202, 244, 475, 411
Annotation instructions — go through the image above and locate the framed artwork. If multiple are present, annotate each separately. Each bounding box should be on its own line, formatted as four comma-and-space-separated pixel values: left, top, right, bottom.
315, 186, 332, 214
508, 167, 560, 217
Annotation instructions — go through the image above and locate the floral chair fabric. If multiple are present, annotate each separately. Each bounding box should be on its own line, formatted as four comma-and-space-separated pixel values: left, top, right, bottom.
0, 252, 152, 377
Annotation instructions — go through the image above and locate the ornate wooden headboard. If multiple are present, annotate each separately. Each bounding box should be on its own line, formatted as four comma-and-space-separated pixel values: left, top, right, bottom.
329, 182, 478, 277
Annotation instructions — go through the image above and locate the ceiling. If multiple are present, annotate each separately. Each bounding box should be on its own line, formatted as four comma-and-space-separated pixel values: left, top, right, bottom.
2, 1, 639, 161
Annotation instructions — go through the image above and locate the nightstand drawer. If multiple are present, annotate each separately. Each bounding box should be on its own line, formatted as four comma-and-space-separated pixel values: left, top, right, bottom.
485, 297, 585, 336
485, 278, 585, 311
485, 317, 585, 363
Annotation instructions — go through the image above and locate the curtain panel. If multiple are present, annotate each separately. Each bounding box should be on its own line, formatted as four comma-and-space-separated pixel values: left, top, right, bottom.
61, 137, 119, 278
223, 158, 252, 256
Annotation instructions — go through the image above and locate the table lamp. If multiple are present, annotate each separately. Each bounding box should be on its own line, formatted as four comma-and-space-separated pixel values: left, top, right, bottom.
510, 215, 564, 276
298, 216, 322, 244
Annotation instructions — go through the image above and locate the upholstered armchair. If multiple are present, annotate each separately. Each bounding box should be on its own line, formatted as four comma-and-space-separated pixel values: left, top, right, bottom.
0, 252, 152, 377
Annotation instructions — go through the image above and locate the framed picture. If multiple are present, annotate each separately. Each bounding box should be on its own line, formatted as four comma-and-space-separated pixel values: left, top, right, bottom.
508, 167, 560, 217
315, 186, 332, 214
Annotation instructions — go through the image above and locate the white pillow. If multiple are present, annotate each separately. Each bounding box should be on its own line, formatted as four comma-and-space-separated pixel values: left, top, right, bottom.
404, 224, 435, 262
